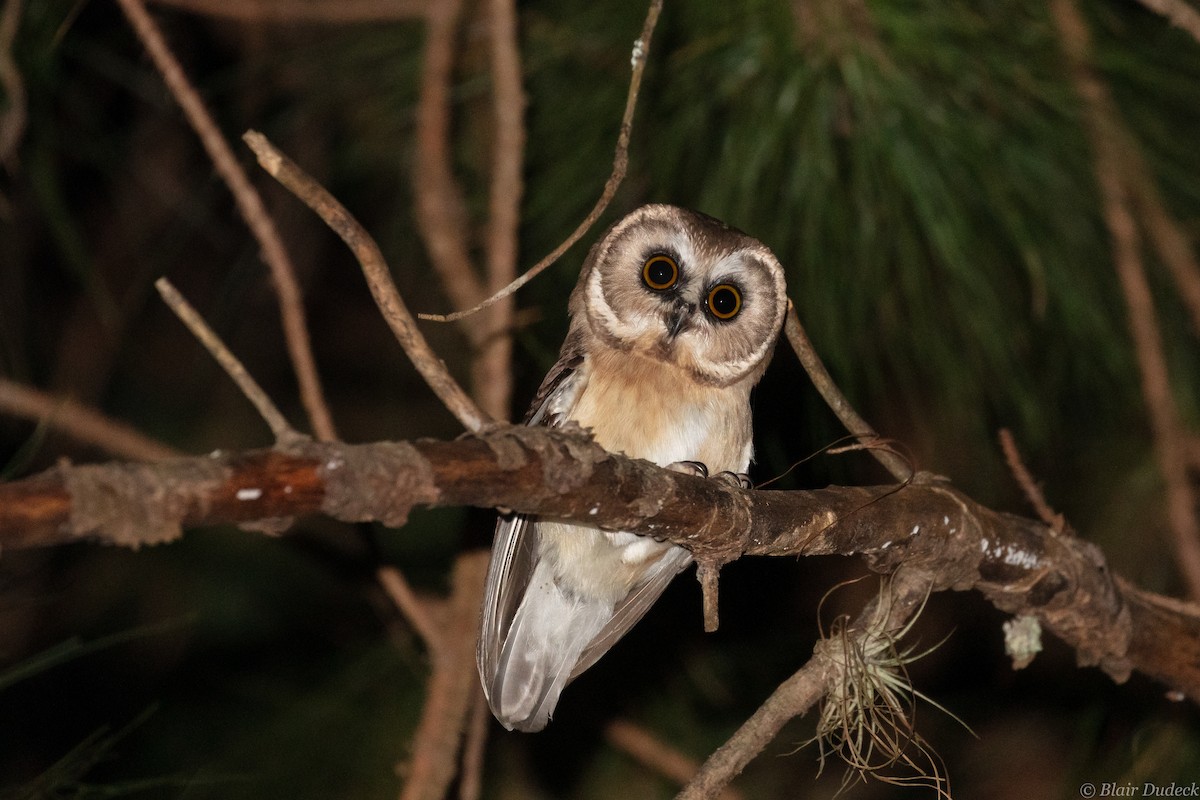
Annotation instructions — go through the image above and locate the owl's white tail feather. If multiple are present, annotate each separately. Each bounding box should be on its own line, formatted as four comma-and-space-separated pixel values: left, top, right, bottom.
489, 559, 614, 732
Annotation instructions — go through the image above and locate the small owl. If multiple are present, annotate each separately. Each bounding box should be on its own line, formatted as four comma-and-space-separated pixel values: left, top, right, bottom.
477, 204, 788, 731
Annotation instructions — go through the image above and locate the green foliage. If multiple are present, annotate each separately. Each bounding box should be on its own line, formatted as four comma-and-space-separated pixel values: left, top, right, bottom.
642, 1, 1126, 453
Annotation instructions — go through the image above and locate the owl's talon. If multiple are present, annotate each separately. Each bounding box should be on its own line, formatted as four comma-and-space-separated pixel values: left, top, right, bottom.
667, 463, 751, 490
667, 460, 709, 479
714, 471, 753, 490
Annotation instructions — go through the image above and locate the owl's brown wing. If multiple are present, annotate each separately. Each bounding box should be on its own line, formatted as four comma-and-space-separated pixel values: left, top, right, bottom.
477, 335, 589, 710
522, 329, 586, 427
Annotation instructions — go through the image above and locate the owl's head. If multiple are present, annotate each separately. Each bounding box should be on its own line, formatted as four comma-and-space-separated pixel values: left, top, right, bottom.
571, 204, 788, 386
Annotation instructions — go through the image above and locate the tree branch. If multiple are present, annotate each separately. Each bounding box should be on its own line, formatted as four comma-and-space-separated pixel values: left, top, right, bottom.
1125, 152, 1200, 337
147, 0, 429, 23
398, 550, 488, 800
0, 0, 26, 169
0, 378, 181, 462
469, 0, 524, 421
607, 719, 744, 800
155, 277, 303, 444
419, 0, 665, 324
243, 130, 490, 433
458, 689, 489, 800
116, 0, 338, 442
1132, 0, 1200, 46
412, 0, 485, 318
679, 570, 932, 799
784, 302, 910, 482
4, 424, 1196, 702
1051, 0, 1200, 599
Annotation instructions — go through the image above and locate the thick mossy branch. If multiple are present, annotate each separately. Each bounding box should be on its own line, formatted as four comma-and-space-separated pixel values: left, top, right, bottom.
0, 424, 1194, 700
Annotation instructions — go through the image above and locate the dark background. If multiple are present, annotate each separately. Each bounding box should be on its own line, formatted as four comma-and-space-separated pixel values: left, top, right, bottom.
2, 0, 1200, 797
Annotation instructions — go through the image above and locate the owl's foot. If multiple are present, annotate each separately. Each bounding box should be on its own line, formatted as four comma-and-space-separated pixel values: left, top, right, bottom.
713, 471, 753, 490
666, 460, 709, 478
666, 461, 752, 490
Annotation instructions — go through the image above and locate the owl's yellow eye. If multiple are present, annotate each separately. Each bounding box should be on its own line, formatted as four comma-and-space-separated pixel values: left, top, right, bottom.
642, 255, 679, 291
706, 284, 742, 320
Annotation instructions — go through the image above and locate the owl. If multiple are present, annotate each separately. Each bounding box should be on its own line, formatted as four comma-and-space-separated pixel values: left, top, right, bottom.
477, 204, 788, 732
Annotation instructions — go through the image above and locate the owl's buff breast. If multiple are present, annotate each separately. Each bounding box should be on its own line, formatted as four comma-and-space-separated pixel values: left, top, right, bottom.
568, 348, 753, 475
538, 347, 753, 595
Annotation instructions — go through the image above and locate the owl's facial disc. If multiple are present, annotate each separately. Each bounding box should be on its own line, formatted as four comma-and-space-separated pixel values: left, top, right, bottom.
579, 204, 787, 386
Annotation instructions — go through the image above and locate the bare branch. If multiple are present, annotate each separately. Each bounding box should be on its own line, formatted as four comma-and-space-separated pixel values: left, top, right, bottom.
147, 0, 428, 23
377, 565, 444, 651
458, 690, 489, 800
998, 428, 1064, 532
5, 425, 1189, 701
116, 0, 338, 442
1132, 0, 1200, 46
413, 0, 485, 317
0, 0, 26, 169
679, 571, 931, 800
467, 0, 526, 420
419, 0, 665, 324
156, 277, 302, 444
242, 130, 489, 800
395, 6, 528, 795
1125, 157, 1200, 337
606, 719, 744, 800
484, 0, 524, 302
696, 560, 721, 632
243, 130, 491, 433
783, 302, 911, 482
0, 378, 181, 461
682, 655, 826, 799
1051, 0, 1200, 599
399, 550, 488, 800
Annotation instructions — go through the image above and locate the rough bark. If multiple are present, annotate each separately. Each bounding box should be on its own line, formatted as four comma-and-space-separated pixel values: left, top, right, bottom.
1, 425, 1195, 700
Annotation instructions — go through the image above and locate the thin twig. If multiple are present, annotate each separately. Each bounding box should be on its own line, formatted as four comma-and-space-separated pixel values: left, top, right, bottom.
679, 641, 825, 799
0, 0, 26, 169
467, 0, 525, 420
484, 0, 524, 304
377, 565, 444, 651
678, 572, 930, 800
148, 0, 429, 23
413, 0, 485, 318
395, 8, 527, 795
419, 0, 665, 324
1125, 163, 1200, 336
783, 302, 910, 482
392, 9, 528, 794
155, 277, 301, 443
379, 558, 490, 800
458, 687, 489, 800
0, 378, 182, 461
116, 0, 338, 442
697, 560, 721, 632
1187, 435, 1200, 473
243, 130, 491, 433
398, 551, 489, 800
1133, 0, 1200, 45
1051, 0, 1200, 600
399, 9, 506, 793
606, 719, 744, 800
997, 428, 1065, 532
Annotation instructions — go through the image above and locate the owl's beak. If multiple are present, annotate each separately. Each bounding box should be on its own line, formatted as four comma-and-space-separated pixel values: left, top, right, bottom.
665, 301, 693, 339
